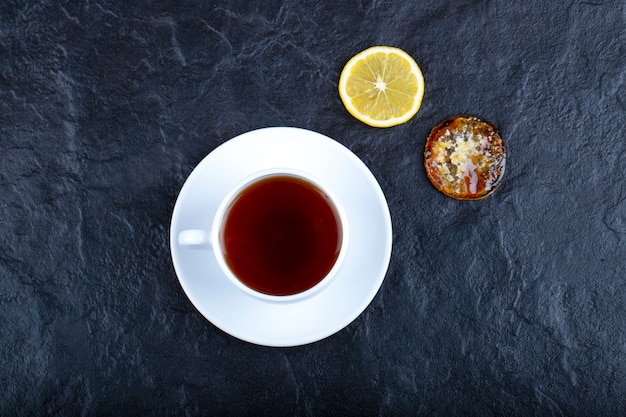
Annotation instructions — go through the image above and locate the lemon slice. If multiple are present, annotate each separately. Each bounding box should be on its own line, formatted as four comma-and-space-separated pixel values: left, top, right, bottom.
338, 46, 425, 128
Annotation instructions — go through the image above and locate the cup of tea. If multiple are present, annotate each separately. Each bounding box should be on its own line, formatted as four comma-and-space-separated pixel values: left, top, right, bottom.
177, 168, 349, 302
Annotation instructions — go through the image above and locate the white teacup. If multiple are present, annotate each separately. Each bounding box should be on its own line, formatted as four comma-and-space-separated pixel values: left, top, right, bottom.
177, 168, 349, 303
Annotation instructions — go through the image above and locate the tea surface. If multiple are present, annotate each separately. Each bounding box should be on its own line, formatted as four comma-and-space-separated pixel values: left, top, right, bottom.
221, 175, 342, 296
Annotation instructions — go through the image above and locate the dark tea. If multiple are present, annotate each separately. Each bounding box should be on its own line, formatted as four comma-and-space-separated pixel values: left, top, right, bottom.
220, 174, 342, 296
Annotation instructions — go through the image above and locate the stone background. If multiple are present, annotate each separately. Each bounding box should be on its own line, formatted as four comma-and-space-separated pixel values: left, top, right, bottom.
1, 0, 624, 415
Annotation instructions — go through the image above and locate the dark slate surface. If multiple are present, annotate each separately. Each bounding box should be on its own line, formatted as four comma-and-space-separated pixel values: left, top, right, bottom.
1, 0, 625, 415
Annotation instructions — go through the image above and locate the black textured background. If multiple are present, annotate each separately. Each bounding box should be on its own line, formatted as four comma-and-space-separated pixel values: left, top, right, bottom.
1, 1, 625, 415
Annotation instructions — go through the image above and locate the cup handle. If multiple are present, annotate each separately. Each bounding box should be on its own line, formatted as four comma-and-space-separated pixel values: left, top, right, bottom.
178, 229, 212, 249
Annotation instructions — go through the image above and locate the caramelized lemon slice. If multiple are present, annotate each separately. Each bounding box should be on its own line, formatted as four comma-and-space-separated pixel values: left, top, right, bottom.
424, 115, 506, 200
338, 46, 425, 128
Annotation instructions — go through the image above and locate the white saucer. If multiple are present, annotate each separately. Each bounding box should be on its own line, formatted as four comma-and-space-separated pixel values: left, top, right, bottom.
170, 127, 392, 347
